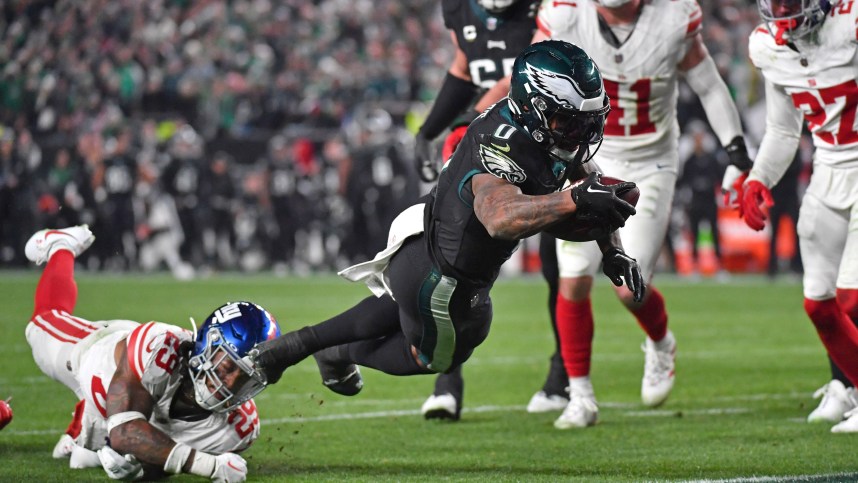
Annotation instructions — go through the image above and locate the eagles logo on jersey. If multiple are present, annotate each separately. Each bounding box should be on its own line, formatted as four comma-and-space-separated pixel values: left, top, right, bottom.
479, 143, 527, 183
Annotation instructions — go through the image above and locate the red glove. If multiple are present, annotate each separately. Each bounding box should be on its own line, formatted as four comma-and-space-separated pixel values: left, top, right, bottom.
740, 180, 774, 231
0, 398, 12, 430
441, 125, 468, 162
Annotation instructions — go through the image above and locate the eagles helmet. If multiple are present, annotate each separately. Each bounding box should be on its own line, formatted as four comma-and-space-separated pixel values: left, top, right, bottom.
189, 301, 281, 413
477, 0, 519, 14
758, 0, 831, 44
508, 40, 610, 165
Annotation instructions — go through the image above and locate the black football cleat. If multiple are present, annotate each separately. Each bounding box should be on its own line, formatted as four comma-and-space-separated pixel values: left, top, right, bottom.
313, 346, 363, 396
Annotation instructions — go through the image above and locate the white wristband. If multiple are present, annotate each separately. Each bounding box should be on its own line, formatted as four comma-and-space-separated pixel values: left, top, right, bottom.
106, 411, 147, 434
188, 451, 217, 478
163, 442, 193, 474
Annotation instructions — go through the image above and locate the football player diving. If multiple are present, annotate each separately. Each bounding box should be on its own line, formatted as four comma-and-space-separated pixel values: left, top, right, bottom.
24, 225, 279, 482
251, 41, 646, 420
413, 0, 572, 421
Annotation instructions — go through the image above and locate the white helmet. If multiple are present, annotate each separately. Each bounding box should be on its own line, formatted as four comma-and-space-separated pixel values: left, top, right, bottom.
757, 0, 832, 45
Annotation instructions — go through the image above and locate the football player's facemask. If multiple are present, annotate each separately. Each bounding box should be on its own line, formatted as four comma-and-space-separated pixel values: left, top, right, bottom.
477, 0, 519, 13
189, 301, 281, 413
509, 40, 610, 166
758, 0, 831, 45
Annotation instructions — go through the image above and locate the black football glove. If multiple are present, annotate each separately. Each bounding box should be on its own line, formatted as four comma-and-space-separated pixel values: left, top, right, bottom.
725, 136, 753, 171
570, 172, 637, 230
414, 133, 438, 182
602, 247, 645, 302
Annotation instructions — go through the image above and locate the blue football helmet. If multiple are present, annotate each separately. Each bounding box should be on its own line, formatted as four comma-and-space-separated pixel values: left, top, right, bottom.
189, 301, 281, 413
758, 0, 831, 45
508, 40, 610, 166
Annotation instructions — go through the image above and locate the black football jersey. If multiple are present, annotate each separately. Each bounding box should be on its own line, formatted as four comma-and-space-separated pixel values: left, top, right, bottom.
101, 155, 137, 197
427, 101, 570, 286
442, 0, 539, 89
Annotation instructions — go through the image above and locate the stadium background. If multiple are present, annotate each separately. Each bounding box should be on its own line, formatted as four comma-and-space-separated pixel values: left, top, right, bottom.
0, 0, 807, 280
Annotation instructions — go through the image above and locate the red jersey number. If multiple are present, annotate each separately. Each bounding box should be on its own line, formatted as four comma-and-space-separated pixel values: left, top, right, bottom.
603, 78, 657, 136
791, 80, 858, 146
154, 331, 180, 374
228, 401, 259, 439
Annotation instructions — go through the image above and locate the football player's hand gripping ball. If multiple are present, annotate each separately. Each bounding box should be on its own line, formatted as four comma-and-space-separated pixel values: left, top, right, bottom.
602, 247, 645, 302
212, 452, 248, 483
740, 180, 774, 231
97, 445, 144, 481
571, 172, 637, 230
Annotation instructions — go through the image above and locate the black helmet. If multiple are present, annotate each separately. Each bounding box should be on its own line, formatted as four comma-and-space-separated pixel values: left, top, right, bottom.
509, 40, 609, 165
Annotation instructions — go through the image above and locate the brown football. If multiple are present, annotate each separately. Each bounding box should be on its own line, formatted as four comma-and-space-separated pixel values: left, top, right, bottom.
544, 176, 640, 242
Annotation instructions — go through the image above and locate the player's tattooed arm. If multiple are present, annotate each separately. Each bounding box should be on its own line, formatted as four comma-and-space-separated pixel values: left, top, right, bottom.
472, 173, 576, 240
106, 344, 192, 473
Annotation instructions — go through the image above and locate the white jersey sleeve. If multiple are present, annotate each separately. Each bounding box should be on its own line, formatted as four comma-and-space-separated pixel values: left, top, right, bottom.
126, 322, 190, 399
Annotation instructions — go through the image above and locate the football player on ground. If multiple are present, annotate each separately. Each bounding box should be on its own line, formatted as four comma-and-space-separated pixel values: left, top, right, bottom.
24, 225, 279, 482
252, 42, 645, 414
481, 0, 753, 429
414, 0, 572, 422
738, 0, 858, 432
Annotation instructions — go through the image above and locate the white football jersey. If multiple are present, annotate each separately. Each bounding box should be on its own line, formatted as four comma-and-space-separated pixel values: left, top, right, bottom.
536, 0, 702, 163
73, 321, 260, 453
748, 2, 858, 167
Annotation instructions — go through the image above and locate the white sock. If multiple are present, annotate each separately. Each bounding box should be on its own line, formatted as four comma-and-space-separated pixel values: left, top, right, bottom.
568, 376, 594, 398
652, 330, 675, 352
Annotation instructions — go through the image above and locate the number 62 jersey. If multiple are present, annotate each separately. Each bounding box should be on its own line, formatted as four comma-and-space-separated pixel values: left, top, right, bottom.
749, 1, 858, 168
73, 321, 260, 453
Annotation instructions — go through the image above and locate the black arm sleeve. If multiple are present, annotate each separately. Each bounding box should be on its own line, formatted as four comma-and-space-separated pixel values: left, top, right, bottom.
417, 72, 480, 140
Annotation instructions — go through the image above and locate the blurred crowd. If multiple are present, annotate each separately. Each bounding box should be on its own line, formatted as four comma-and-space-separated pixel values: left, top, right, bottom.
0, 0, 804, 277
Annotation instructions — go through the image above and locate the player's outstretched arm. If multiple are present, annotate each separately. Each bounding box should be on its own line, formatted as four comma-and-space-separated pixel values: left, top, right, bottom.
472, 173, 577, 240
106, 344, 248, 482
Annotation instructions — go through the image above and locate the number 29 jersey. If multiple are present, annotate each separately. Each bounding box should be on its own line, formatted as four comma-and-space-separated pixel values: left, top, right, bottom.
536, 0, 703, 164
74, 321, 260, 453
749, 2, 858, 167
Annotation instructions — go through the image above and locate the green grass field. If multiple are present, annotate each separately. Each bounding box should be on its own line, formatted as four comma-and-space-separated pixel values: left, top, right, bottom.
1, 271, 856, 482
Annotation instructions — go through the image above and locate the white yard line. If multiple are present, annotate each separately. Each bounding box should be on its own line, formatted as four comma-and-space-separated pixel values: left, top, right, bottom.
0, 391, 813, 436
683, 473, 858, 483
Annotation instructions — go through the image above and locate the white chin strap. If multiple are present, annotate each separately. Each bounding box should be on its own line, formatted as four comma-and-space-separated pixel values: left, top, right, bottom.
598, 0, 633, 7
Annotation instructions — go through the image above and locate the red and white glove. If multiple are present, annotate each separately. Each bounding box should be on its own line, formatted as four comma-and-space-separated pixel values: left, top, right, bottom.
212, 453, 248, 483
441, 125, 468, 162
0, 398, 12, 430
722, 167, 748, 207
740, 180, 774, 231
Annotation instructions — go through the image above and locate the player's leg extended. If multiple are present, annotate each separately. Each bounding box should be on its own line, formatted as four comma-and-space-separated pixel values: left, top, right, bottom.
526, 233, 570, 413
25, 225, 96, 395
553, 238, 601, 429
820, 199, 858, 431
613, 170, 676, 407
798, 194, 858, 427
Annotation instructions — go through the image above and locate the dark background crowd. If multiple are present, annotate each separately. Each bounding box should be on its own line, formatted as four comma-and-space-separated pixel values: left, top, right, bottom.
0, 0, 806, 278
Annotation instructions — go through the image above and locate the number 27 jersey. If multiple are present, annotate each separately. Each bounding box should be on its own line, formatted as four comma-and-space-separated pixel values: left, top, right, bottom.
537, 0, 703, 162
749, 1, 858, 167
